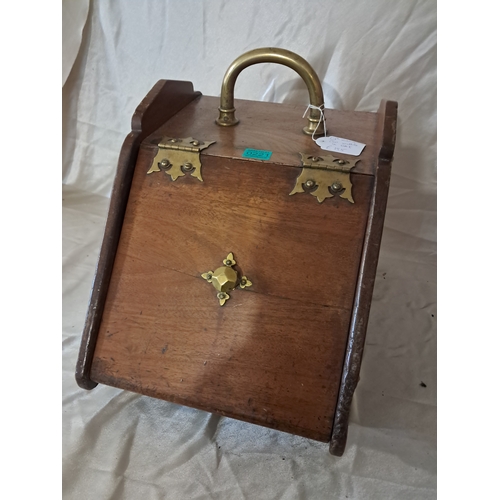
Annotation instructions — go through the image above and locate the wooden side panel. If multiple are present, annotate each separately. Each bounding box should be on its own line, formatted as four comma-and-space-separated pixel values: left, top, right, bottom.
91, 144, 373, 441
329, 100, 398, 455
76, 80, 201, 389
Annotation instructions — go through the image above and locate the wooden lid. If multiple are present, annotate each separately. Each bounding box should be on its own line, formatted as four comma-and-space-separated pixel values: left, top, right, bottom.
145, 95, 379, 176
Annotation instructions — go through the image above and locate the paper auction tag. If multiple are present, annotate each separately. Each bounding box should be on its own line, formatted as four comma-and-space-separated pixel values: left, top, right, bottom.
315, 136, 366, 156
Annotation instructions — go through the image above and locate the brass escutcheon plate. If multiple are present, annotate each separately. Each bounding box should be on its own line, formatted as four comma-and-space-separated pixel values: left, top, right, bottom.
201, 253, 252, 306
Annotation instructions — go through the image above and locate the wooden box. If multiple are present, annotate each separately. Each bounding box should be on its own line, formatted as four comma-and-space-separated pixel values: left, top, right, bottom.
76, 49, 397, 456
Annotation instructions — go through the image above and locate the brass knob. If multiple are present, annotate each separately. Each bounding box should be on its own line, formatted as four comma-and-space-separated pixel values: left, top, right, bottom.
211, 266, 238, 293
201, 253, 253, 306
215, 48, 326, 136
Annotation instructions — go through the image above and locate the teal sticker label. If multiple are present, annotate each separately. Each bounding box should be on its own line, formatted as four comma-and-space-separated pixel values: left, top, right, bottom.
242, 148, 272, 160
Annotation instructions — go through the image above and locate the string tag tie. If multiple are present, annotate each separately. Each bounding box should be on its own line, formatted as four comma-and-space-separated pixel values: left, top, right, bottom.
303, 104, 327, 140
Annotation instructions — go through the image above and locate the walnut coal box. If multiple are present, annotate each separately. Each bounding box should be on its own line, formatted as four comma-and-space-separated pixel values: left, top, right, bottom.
76, 48, 398, 456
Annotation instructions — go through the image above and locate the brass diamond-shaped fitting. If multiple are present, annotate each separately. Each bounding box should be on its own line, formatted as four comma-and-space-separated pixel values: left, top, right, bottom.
201, 252, 253, 306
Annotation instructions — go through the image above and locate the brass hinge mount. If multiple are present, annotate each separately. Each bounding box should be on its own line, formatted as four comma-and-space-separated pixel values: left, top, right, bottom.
147, 137, 216, 182
290, 153, 359, 203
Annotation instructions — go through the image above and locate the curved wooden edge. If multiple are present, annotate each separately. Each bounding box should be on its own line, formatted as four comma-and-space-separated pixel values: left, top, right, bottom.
75, 80, 201, 390
329, 100, 398, 455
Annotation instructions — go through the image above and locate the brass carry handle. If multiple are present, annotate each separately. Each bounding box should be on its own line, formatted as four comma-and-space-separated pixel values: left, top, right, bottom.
216, 48, 326, 136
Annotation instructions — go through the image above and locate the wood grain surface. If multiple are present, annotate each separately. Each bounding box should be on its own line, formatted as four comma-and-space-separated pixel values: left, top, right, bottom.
91, 144, 373, 441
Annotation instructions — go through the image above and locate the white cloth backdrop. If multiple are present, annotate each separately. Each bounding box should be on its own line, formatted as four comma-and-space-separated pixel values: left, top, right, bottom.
62, 1, 436, 498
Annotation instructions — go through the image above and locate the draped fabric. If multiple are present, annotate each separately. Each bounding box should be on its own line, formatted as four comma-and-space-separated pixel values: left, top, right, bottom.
62, 1, 436, 498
